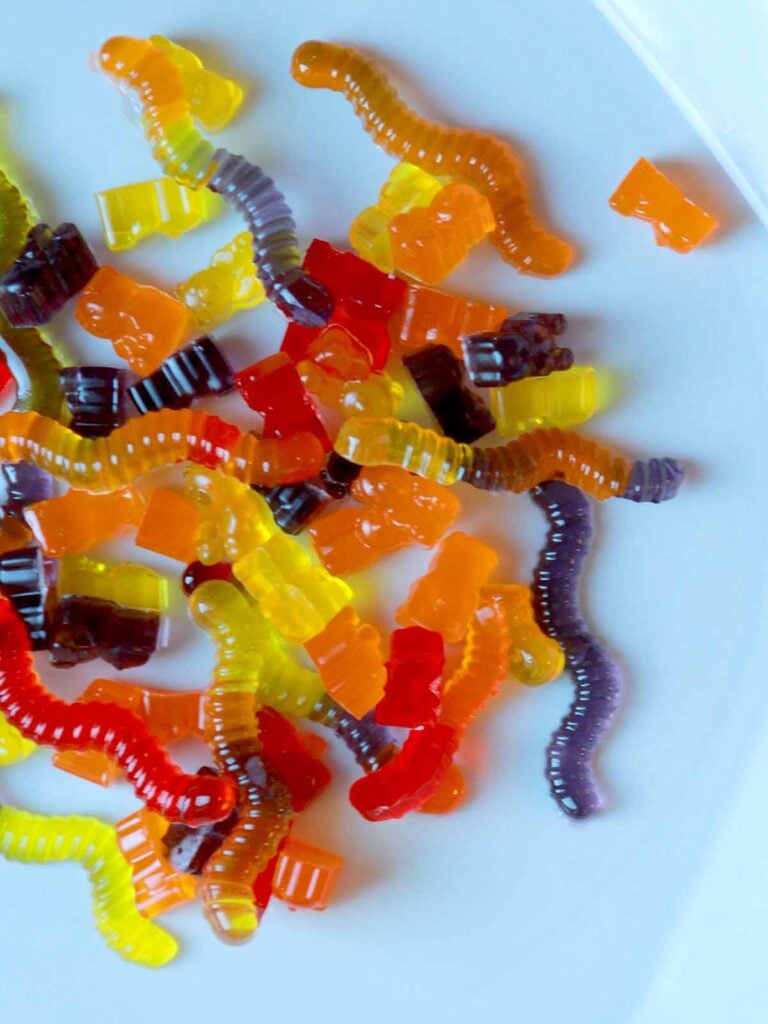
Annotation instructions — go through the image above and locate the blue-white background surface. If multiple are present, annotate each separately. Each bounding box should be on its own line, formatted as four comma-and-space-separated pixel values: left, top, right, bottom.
0, 2, 765, 1022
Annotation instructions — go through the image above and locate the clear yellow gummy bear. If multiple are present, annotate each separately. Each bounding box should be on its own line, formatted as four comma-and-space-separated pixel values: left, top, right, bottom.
95, 178, 222, 251
176, 232, 265, 328
150, 35, 244, 133
489, 365, 597, 437
349, 162, 445, 272
298, 360, 404, 418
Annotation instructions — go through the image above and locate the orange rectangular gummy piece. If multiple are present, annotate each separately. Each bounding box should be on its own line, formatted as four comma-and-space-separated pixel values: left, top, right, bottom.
116, 808, 196, 918
389, 282, 509, 356
135, 488, 200, 563
272, 838, 344, 910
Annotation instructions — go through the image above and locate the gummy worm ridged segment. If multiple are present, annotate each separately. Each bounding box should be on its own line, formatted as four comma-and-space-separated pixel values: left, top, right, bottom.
0, 170, 33, 273
0, 314, 67, 419
529, 480, 622, 818
206, 149, 331, 327
334, 416, 473, 485
189, 582, 293, 943
621, 457, 685, 503
0, 410, 324, 492
291, 41, 573, 276
309, 694, 396, 773
0, 596, 234, 825
0, 714, 36, 765
466, 428, 633, 500
0, 806, 178, 966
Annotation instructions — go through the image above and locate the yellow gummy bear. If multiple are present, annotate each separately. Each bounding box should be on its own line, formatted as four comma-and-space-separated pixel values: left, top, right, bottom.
189, 580, 325, 717
150, 35, 244, 133
349, 162, 445, 272
184, 467, 276, 564
0, 806, 178, 967
95, 177, 222, 251
234, 532, 352, 645
57, 554, 168, 612
489, 366, 597, 437
176, 232, 265, 328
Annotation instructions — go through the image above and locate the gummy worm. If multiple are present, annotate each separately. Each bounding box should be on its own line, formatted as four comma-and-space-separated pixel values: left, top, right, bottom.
0, 596, 235, 826
0, 168, 33, 273
530, 479, 622, 818
309, 694, 396, 773
291, 41, 573, 276
0, 408, 324, 492
334, 416, 684, 502
0, 313, 67, 419
0, 713, 36, 765
97, 37, 331, 327
189, 582, 294, 943
0, 805, 178, 966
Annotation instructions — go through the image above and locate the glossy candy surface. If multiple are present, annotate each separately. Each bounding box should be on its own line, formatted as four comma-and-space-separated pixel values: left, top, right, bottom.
309, 466, 461, 575
609, 157, 718, 253
95, 177, 221, 251
149, 35, 244, 133
390, 281, 508, 357
397, 532, 499, 643
292, 41, 572, 275
0, 223, 98, 327
76, 266, 190, 375
389, 182, 495, 284
235, 352, 330, 449
305, 606, 387, 717
403, 343, 496, 442
0, 170, 33, 274
128, 335, 235, 414
135, 488, 200, 563
0, 545, 50, 649
489, 365, 597, 436
177, 232, 265, 327
0, 595, 234, 824
463, 313, 572, 387
0, 806, 178, 966
272, 839, 343, 910
26, 487, 145, 556
375, 627, 444, 727
60, 366, 126, 437
115, 808, 197, 918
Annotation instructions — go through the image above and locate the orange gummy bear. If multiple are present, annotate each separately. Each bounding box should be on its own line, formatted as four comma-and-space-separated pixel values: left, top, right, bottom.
304, 606, 387, 717
25, 487, 145, 557
309, 466, 461, 576
135, 488, 200, 563
609, 157, 718, 253
396, 532, 499, 643
53, 677, 205, 787
272, 838, 343, 911
389, 183, 495, 285
389, 281, 509, 357
75, 266, 191, 375
116, 808, 197, 918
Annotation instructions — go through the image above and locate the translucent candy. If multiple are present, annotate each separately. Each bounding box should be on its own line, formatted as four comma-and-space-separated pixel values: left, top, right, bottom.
375, 627, 444, 728
0, 312, 66, 418
59, 366, 126, 437
149, 35, 244, 133
0, 806, 178, 966
396, 532, 499, 643
183, 467, 276, 564
57, 554, 168, 612
0, 545, 51, 649
489, 366, 597, 436
390, 281, 509, 357
128, 336, 235, 414
115, 808, 196, 918
304, 606, 387, 717
95, 177, 222, 251
609, 157, 718, 253
135, 488, 200, 563
26, 487, 146, 557
0, 223, 98, 327
349, 162, 444, 272
235, 352, 330, 449
0, 169, 33, 274
272, 839, 343, 910
298, 360, 403, 419
389, 183, 495, 284
76, 266, 190, 376
176, 232, 265, 328
292, 41, 573, 275
463, 313, 572, 387
403, 343, 495, 443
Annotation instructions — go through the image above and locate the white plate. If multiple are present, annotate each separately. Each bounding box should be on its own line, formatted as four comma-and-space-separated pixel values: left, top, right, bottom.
0, 2, 765, 1022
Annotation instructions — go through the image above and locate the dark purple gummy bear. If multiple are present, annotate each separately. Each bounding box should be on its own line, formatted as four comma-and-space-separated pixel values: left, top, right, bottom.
59, 366, 126, 437
463, 311, 573, 387
0, 545, 50, 649
128, 336, 235, 415
529, 480, 622, 819
319, 452, 362, 498
0, 223, 98, 327
48, 595, 160, 669
253, 480, 329, 535
403, 343, 495, 443
0, 462, 53, 514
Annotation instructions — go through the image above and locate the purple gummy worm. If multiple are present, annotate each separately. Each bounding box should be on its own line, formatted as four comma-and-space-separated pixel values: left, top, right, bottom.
206, 149, 332, 328
309, 694, 396, 774
530, 479, 622, 818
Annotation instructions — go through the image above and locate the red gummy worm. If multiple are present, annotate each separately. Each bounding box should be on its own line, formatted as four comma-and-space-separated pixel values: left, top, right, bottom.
0, 597, 235, 825
348, 722, 459, 821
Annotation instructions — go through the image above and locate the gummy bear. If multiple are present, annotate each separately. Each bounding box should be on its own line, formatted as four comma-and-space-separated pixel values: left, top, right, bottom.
26, 487, 146, 557
176, 232, 265, 328
95, 177, 222, 251
375, 627, 444, 727
235, 352, 331, 449
304, 606, 387, 717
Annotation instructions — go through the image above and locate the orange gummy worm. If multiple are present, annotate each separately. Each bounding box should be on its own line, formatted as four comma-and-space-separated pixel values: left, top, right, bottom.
292, 41, 573, 276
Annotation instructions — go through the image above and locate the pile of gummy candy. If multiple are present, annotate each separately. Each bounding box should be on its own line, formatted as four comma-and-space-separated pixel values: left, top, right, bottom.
0, 34, 711, 967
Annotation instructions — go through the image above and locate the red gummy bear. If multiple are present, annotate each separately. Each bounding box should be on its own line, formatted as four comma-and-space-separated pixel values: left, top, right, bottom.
374, 627, 445, 728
